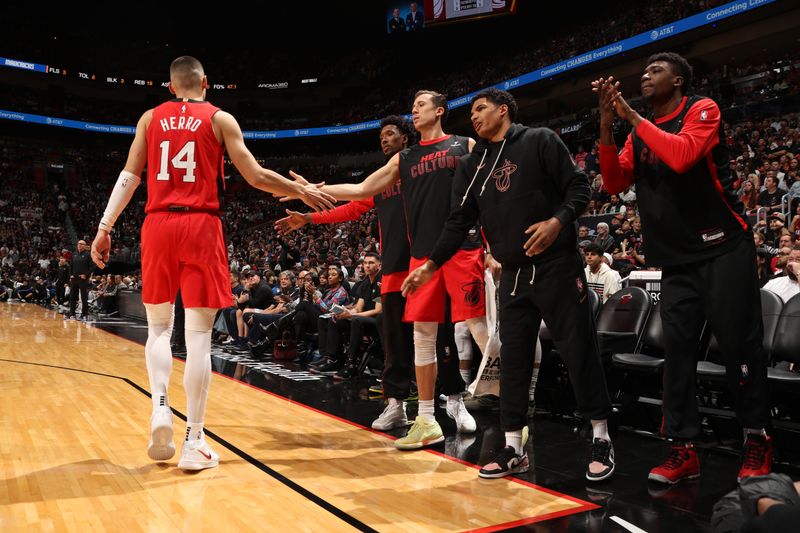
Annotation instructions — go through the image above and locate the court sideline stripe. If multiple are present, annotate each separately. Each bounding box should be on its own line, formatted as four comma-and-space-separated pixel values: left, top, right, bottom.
0, 357, 378, 533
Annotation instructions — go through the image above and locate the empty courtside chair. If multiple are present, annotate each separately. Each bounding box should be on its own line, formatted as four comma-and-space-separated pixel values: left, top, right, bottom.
697, 289, 783, 379
595, 286, 652, 356
612, 300, 665, 372
766, 292, 800, 385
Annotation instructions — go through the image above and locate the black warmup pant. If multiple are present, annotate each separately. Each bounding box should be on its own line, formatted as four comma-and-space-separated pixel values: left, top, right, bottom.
436, 304, 464, 397
347, 316, 378, 361
660, 238, 768, 440
318, 316, 348, 360
56, 280, 67, 306
294, 300, 322, 339
222, 307, 238, 338
379, 291, 415, 400
245, 313, 283, 344
499, 253, 612, 431
68, 276, 89, 318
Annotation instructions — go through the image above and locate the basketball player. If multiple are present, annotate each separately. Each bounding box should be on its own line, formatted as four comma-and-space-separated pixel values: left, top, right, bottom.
90, 56, 333, 470
594, 52, 772, 484
309, 91, 490, 449
276, 116, 418, 430
403, 88, 615, 481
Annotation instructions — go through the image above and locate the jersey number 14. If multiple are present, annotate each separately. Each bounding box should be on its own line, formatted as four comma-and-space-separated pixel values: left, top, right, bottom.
156, 140, 197, 182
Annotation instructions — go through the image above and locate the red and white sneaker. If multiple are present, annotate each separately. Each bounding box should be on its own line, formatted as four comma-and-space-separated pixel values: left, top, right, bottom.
737, 433, 772, 482
178, 439, 219, 471
648, 443, 700, 484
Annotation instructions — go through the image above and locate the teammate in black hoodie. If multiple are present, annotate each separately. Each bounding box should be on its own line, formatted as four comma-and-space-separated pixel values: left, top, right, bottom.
595, 52, 771, 485
403, 88, 615, 481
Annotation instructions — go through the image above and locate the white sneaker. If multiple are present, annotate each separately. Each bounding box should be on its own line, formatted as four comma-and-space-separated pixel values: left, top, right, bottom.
446, 396, 477, 433
178, 439, 219, 471
147, 406, 175, 461
371, 402, 410, 431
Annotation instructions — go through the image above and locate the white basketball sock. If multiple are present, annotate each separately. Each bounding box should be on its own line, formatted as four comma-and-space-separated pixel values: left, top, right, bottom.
144, 302, 174, 411
184, 308, 216, 441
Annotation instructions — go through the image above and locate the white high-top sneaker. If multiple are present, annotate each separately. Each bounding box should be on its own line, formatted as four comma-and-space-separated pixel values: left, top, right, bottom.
446, 396, 477, 433
371, 401, 410, 431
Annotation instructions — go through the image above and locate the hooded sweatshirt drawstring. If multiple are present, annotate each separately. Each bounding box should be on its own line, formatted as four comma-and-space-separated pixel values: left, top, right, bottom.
460, 138, 507, 206
509, 264, 536, 297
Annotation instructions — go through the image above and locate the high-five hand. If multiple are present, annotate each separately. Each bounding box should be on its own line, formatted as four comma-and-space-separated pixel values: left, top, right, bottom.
274, 209, 311, 235
282, 170, 336, 212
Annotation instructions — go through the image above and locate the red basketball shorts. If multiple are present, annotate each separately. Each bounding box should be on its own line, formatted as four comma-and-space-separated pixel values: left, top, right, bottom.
141, 212, 233, 309
403, 248, 485, 323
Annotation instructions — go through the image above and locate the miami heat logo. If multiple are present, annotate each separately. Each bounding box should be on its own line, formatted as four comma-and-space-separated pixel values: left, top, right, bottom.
462, 281, 484, 307
620, 293, 633, 304
492, 159, 518, 192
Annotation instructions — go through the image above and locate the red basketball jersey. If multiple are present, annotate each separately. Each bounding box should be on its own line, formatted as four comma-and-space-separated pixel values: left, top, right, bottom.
145, 99, 226, 213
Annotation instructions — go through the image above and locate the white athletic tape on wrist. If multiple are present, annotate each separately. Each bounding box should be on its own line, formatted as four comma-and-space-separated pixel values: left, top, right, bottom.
99, 170, 141, 232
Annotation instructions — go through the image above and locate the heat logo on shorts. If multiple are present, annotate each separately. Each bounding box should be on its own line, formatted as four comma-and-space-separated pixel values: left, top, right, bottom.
492, 159, 518, 192
462, 280, 483, 307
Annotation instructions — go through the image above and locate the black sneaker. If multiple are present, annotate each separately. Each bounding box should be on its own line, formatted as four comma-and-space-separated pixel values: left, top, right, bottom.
586, 438, 615, 482
313, 359, 342, 375
334, 364, 359, 381
478, 446, 529, 479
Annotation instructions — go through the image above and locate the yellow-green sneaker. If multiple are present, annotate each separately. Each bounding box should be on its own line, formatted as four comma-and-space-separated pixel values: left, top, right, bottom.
395, 416, 444, 450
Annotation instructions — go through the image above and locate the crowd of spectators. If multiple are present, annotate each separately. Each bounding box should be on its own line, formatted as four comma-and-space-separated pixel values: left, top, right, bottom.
0, 1, 739, 132
3, 37, 799, 377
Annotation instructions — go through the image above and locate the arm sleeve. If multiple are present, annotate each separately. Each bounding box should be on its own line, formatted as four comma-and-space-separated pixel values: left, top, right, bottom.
429, 162, 481, 268
599, 134, 635, 195
634, 98, 721, 174
542, 130, 591, 226
99, 171, 142, 231
311, 198, 374, 224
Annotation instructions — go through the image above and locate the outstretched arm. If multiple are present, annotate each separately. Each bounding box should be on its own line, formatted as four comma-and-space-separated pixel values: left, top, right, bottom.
214, 111, 335, 211
321, 153, 401, 201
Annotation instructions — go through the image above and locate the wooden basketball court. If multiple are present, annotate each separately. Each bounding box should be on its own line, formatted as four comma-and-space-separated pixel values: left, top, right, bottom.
0, 303, 595, 532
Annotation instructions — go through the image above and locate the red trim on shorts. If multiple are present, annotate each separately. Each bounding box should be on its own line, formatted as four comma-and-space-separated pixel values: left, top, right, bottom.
381, 271, 407, 295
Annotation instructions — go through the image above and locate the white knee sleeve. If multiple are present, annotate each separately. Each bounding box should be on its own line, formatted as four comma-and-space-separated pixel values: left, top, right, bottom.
414, 321, 438, 366
454, 321, 473, 362
184, 308, 216, 424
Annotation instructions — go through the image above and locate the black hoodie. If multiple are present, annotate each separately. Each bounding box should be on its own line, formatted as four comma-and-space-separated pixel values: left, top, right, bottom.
429, 123, 589, 269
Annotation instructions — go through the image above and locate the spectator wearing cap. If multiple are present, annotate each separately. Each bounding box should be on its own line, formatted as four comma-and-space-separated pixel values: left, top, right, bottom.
584, 244, 622, 303
764, 213, 786, 248
593, 222, 616, 254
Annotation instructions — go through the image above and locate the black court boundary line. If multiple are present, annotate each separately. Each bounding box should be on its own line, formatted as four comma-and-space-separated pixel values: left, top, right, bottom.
0, 357, 377, 533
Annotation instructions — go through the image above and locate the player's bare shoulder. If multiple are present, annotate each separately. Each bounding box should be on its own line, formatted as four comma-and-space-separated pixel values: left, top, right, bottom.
210, 110, 238, 145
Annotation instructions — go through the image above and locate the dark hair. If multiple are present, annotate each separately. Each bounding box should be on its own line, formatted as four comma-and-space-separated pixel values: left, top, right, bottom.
584, 243, 603, 255
646, 52, 693, 96
169, 56, 204, 88
471, 88, 518, 121
414, 90, 448, 124
364, 251, 381, 262
380, 115, 414, 144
